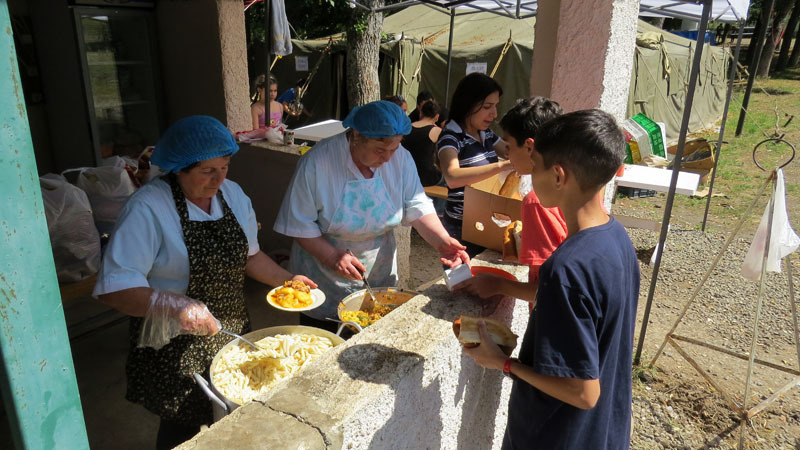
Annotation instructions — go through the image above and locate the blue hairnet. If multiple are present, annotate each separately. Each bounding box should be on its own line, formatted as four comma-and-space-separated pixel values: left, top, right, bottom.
151, 115, 239, 173
342, 100, 412, 138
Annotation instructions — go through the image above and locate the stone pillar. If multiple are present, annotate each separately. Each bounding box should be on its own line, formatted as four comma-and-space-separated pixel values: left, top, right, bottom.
529, 0, 639, 209
156, 0, 250, 132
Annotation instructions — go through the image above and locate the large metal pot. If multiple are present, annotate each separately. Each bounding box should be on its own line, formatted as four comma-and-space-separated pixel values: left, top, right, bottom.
335, 287, 419, 334
193, 325, 344, 422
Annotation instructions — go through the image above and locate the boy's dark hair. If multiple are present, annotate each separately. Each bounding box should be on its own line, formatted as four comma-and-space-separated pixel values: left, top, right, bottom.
534, 109, 625, 192
416, 90, 433, 104
420, 98, 440, 120
499, 97, 563, 146
449, 73, 502, 127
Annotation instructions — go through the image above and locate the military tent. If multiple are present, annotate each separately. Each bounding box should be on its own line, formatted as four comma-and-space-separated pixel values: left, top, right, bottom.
264, 5, 731, 140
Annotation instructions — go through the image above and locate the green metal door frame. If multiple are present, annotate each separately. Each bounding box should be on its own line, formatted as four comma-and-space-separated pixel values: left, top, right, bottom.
0, 1, 90, 448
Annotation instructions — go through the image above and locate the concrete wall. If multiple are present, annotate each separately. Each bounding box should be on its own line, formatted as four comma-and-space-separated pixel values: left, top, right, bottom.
181, 255, 530, 450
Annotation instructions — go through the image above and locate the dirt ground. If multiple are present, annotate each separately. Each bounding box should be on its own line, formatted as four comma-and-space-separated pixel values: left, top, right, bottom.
407, 207, 800, 448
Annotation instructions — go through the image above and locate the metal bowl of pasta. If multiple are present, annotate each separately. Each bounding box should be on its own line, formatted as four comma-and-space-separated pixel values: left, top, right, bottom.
194, 325, 344, 421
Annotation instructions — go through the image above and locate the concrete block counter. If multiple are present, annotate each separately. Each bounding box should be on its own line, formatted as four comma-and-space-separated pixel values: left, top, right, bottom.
180, 252, 530, 450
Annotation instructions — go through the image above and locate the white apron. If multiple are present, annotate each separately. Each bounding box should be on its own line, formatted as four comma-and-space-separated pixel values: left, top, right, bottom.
290, 174, 403, 320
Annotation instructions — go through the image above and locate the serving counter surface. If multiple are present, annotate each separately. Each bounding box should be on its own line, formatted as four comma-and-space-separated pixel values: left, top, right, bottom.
180, 251, 531, 450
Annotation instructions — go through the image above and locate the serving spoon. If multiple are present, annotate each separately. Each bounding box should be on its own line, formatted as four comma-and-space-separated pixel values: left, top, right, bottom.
218, 328, 262, 352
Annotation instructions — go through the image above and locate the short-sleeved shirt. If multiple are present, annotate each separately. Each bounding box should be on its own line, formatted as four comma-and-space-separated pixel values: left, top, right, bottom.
504, 217, 639, 450
93, 178, 260, 297
273, 132, 435, 239
277, 87, 296, 104
436, 121, 500, 222
518, 190, 568, 270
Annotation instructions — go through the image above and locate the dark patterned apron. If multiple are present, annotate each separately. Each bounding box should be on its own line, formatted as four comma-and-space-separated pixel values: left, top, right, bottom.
125, 174, 250, 426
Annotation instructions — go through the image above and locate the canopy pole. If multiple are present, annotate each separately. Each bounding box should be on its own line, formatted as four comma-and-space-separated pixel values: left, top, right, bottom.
444, 9, 455, 102
634, 0, 712, 366
265, 0, 272, 99
735, 0, 775, 137
702, 22, 746, 231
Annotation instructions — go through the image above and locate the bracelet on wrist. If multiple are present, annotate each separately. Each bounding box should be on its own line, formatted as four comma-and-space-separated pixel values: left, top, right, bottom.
503, 357, 519, 379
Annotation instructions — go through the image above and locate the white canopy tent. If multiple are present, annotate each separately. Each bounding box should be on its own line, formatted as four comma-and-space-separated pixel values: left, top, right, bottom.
367, 0, 749, 23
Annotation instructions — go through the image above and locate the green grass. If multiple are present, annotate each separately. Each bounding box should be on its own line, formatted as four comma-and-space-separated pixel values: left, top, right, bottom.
645, 67, 800, 234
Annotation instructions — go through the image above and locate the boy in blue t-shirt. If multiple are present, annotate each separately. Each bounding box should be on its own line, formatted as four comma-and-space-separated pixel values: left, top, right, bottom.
463, 109, 639, 449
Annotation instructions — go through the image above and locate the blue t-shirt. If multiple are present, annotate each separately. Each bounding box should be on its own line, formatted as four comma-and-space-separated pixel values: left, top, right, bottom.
504, 217, 639, 450
277, 87, 296, 104
436, 121, 500, 222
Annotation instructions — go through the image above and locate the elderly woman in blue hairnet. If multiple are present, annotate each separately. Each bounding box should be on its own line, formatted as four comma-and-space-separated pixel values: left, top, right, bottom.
274, 101, 469, 327
93, 115, 316, 449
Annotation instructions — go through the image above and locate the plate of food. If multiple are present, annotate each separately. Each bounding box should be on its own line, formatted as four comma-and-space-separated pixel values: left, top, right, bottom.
266, 280, 325, 312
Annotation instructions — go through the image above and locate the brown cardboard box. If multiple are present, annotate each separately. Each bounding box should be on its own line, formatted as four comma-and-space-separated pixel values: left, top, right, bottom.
461, 174, 522, 251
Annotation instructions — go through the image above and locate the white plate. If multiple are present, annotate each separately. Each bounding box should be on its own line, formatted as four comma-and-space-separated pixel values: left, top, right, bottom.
266, 286, 326, 312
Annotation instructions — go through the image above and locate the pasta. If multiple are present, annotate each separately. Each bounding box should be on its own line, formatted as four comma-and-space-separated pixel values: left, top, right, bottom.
211, 333, 334, 404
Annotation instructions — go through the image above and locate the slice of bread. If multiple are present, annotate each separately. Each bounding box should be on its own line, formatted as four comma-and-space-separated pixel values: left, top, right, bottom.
454, 315, 518, 351
502, 220, 523, 262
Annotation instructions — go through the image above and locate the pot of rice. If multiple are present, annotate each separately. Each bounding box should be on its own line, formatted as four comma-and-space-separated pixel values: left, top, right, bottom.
193, 325, 344, 421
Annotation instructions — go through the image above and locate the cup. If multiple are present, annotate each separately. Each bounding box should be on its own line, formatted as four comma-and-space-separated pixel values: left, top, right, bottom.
283, 129, 295, 145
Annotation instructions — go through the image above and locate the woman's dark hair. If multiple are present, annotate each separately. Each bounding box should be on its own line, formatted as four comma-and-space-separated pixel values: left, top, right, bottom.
448, 73, 502, 127
420, 99, 440, 120
384, 94, 406, 107
180, 161, 199, 173
416, 90, 433, 104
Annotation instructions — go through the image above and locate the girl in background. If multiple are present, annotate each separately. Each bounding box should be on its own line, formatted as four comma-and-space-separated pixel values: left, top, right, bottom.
250, 74, 283, 130
437, 73, 510, 258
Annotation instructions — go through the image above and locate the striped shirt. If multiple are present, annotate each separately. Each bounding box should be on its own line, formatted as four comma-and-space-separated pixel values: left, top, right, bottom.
436, 121, 500, 221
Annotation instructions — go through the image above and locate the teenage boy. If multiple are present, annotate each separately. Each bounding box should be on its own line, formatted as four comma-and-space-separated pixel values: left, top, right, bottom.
455, 97, 567, 304
463, 109, 640, 450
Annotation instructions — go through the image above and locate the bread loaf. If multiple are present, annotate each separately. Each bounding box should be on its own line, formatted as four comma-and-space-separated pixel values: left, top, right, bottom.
499, 172, 521, 199
454, 315, 518, 351
503, 220, 523, 262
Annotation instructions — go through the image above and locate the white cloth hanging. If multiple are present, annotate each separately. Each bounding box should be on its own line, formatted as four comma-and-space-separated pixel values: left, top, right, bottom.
271, 0, 292, 56
741, 169, 800, 281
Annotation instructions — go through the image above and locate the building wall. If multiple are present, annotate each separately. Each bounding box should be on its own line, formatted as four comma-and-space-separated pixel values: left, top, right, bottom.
155, 0, 249, 131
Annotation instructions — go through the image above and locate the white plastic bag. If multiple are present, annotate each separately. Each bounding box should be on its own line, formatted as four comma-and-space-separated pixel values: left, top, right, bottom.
741, 170, 800, 281
40, 174, 101, 282
64, 162, 137, 236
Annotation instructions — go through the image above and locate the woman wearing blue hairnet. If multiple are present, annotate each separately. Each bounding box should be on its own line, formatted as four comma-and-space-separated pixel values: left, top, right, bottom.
93, 115, 316, 449
274, 101, 469, 327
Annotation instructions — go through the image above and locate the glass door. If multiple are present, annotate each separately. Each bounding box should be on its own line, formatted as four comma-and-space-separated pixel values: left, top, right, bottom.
74, 7, 161, 162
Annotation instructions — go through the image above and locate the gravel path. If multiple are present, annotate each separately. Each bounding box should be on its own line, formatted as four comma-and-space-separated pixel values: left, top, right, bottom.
409, 220, 800, 448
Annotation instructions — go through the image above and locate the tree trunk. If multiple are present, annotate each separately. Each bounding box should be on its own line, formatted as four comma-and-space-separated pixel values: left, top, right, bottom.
757, 0, 794, 76
746, 15, 764, 64
777, 0, 800, 70
346, 0, 384, 108
791, 26, 800, 66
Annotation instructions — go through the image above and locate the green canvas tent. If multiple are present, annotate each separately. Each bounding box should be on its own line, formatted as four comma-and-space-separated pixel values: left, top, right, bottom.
263, 5, 731, 140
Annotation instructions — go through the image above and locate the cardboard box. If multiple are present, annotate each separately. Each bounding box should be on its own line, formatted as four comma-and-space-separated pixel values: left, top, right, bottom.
461, 174, 522, 251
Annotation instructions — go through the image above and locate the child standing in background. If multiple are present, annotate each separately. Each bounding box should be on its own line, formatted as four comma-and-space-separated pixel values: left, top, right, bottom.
250, 74, 283, 130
